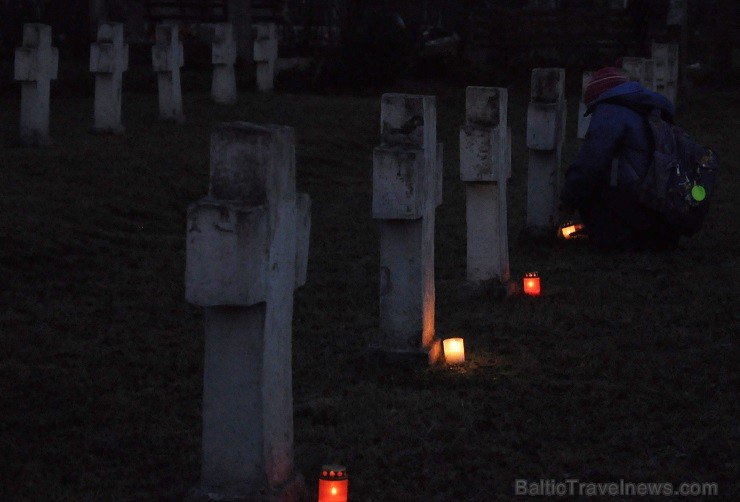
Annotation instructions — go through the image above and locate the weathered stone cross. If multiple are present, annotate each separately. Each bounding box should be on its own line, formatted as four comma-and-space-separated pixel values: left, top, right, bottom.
253, 23, 278, 92
152, 24, 185, 122
211, 23, 237, 104
622, 57, 656, 91
90, 22, 128, 133
372, 93, 443, 365
525, 68, 566, 238
577, 71, 593, 140
185, 123, 311, 499
14, 23, 58, 146
460, 86, 511, 285
651, 42, 679, 104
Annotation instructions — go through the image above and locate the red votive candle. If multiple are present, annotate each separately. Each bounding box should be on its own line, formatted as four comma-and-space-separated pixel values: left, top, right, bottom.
318, 465, 348, 502
523, 272, 541, 296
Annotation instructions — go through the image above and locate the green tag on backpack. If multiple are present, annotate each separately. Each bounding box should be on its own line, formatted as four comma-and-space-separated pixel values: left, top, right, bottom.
691, 184, 706, 202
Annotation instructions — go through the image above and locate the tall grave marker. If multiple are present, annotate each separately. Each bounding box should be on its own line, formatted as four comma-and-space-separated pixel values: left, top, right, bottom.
459, 86, 511, 284
185, 123, 311, 500
621, 57, 645, 86
372, 94, 443, 364
577, 71, 593, 140
253, 23, 277, 91
90, 22, 128, 133
14, 23, 58, 146
651, 42, 679, 104
525, 68, 566, 237
211, 23, 237, 104
621, 57, 656, 91
152, 24, 185, 122
641, 58, 656, 91
666, 0, 688, 93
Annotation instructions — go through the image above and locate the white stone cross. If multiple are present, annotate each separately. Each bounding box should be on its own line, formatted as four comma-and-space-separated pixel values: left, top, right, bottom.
577, 70, 593, 140
90, 22, 128, 133
152, 24, 185, 122
253, 23, 277, 92
666, 0, 688, 26
372, 94, 443, 365
652, 42, 679, 104
621, 57, 657, 92
643, 59, 656, 91
211, 23, 237, 104
185, 123, 311, 499
621, 57, 645, 85
14, 23, 58, 146
525, 67, 566, 237
459, 86, 511, 285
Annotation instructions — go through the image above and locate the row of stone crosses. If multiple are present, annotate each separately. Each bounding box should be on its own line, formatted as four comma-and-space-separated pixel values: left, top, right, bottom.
13, 21, 276, 145
179, 61, 679, 502
14, 21, 678, 148
13, 21, 679, 499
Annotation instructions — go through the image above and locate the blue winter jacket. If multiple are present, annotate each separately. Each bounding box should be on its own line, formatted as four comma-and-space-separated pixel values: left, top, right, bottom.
560, 82, 676, 233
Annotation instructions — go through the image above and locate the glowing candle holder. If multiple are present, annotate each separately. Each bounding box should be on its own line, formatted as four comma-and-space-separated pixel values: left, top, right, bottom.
318, 465, 348, 502
443, 337, 465, 365
559, 222, 585, 240
523, 272, 541, 296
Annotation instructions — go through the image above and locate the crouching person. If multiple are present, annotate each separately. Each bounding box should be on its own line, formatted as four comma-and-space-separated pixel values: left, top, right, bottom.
560, 67, 681, 252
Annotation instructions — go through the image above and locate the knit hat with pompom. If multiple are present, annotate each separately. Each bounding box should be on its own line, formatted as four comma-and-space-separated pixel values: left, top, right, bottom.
584, 67, 629, 106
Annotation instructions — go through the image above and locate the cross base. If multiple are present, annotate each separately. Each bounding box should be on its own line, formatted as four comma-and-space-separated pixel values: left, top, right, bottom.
519, 225, 557, 244
158, 113, 186, 124
187, 473, 308, 502
90, 124, 125, 135
18, 130, 53, 148
456, 277, 508, 303
367, 338, 442, 367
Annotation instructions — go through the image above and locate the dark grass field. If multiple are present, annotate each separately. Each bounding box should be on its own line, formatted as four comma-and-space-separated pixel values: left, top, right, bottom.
0, 60, 738, 501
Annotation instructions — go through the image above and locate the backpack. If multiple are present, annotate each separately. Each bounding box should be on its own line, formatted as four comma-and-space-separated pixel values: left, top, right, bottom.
636, 109, 720, 236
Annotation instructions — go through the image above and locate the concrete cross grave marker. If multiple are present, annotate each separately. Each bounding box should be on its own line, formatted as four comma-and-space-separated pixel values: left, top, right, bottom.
666, 0, 688, 94
577, 71, 593, 140
651, 42, 679, 104
152, 24, 185, 122
371, 94, 443, 365
185, 122, 311, 500
211, 23, 237, 104
524, 68, 566, 239
253, 23, 278, 92
90, 22, 128, 133
643, 59, 656, 91
666, 0, 688, 27
621, 57, 657, 92
14, 23, 58, 146
621, 57, 645, 86
459, 86, 511, 285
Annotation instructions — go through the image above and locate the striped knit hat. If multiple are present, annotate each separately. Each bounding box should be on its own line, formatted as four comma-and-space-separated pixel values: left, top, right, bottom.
584, 67, 629, 106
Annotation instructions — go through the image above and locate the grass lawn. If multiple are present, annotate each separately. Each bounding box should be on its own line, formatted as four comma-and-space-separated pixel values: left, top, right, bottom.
0, 61, 738, 500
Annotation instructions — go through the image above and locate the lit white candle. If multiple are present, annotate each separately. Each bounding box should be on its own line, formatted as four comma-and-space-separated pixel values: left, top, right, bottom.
443, 338, 465, 365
